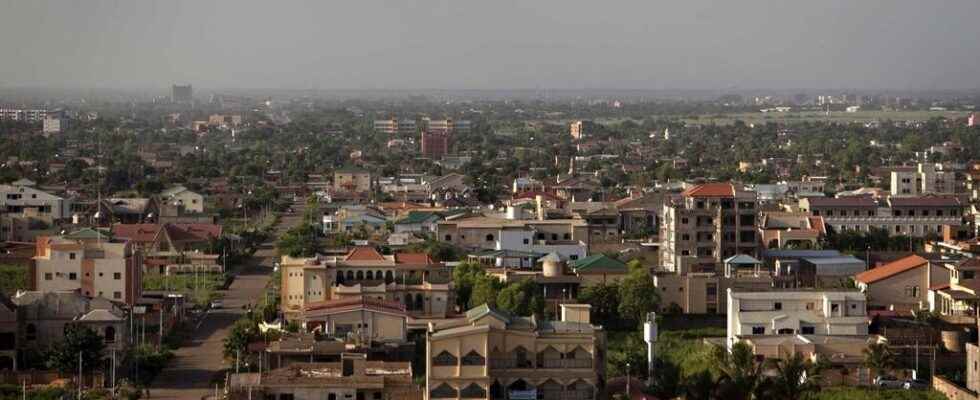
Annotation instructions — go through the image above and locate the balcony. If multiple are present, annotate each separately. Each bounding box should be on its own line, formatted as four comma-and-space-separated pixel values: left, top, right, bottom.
539, 390, 593, 400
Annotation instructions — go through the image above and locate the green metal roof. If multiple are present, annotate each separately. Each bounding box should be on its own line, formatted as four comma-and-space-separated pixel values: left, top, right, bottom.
395, 211, 440, 225
64, 228, 112, 241
570, 254, 627, 272
465, 303, 512, 323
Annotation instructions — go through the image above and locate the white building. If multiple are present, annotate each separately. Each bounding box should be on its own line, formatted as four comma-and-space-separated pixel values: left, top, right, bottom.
0, 108, 47, 122
890, 163, 956, 196
160, 185, 205, 213
726, 289, 868, 348
42, 117, 67, 134
0, 184, 72, 220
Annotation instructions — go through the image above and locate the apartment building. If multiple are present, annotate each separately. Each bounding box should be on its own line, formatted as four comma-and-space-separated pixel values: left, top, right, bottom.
280, 247, 453, 321
799, 195, 963, 237
33, 229, 143, 305
661, 183, 759, 273
422, 118, 471, 134
890, 163, 956, 196
570, 120, 587, 140
0, 184, 72, 220
42, 116, 68, 134
0, 108, 47, 122
426, 304, 605, 400
421, 131, 451, 159
726, 289, 869, 348
374, 118, 418, 135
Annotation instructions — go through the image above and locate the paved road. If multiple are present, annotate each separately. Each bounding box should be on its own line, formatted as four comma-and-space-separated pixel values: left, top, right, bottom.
151, 206, 305, 399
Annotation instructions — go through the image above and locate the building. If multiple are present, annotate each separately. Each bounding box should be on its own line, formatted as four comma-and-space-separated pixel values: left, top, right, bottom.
799, 195, 963, 238
426, 303, 605, 400
42, 116, 67, 134
12, 290, 129, 354
969, 113, 977, 127
303, 297, 409, 344
0, 109, 47, 122
227, 358, 417, 400
437, 214, 589, 265
334, 168, 373, 193
421, 131, 450, 159
374, 118, 418, 135
890, 163, 956, 196
171, 84, 193, 103
280, 247, 453, 321
33, 229, 143, 305
423, 118, 470, 134
758, 212, 826, 249
570, 120, 587, 140
160, 185, 205, 213
726, 289, 869, 348
0, 183, 73, 220
854, 254, 946, 312
661, 183, 759, 273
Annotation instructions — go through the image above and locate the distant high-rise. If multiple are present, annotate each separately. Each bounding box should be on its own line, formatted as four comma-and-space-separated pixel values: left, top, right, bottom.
171, 84, 193, 103
970, 113, 978, 127
421, 130, 450, 159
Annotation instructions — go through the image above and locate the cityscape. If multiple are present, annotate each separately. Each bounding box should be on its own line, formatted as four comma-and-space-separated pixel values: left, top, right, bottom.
3, 1, 980, 400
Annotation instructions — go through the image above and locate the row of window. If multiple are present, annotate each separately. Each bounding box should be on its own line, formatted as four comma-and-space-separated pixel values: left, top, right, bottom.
44, 272, 122, 280
751, 326, 815, 335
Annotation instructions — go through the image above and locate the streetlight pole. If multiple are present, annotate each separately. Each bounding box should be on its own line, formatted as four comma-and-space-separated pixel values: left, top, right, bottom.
626, 362, 631, 398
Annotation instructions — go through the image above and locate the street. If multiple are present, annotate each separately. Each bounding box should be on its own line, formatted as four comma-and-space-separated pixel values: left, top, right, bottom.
151, 205, 305, 399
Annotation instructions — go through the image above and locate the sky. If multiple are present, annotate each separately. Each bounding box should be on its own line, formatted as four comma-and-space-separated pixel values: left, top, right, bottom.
1, 0, 979, 91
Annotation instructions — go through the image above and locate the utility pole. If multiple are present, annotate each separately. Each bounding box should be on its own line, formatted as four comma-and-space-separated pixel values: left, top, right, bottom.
77, 351, 82, 400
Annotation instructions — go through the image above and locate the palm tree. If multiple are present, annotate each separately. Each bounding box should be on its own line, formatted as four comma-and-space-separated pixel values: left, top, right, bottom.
863, 342, 896, 382
682, 370, 716, 400
645, 358, 682, 400
713, 342, 764, 400
760, 353, 823, 400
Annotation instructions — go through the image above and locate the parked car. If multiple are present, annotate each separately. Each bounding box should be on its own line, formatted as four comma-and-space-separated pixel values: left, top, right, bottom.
903, 379, 928, 390
210, 299, 223, 309
874, 376, 904, 389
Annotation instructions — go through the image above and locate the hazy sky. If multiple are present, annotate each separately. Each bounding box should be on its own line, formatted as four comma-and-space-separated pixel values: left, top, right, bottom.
2, 0, 979, 91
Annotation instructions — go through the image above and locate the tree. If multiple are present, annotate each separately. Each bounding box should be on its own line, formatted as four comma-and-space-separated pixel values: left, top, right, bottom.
713, 341, 764, 400
496, 279, 545, 317
760, 353, 823, 400
617, 261, 660, 326
682, 370, 717, 400
469, 275, 504, 309
46, 326, 106, 374
644, 358, 682, 400
224, 318, 258, 359
277, 223, 321, 257
578, 282, 621, 327
451, 262, 486, 309
862, 342, 895, 380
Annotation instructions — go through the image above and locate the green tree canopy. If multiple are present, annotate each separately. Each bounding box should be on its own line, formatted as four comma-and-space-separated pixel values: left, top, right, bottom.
46, 326, 106, 374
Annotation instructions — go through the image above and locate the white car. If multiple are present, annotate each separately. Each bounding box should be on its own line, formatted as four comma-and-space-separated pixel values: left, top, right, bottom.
210, 299, 223, 309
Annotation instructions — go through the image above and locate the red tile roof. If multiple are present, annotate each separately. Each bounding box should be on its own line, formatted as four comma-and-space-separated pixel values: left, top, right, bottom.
112, 223, 222, 244
394, 253, 434, 264
854, 254, 927, 284
681, 183, 734, 198
343, 246, 386, 261
304, 297, 406, 315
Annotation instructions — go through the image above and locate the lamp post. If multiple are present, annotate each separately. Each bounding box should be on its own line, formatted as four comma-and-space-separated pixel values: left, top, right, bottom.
626, 362, 631, 398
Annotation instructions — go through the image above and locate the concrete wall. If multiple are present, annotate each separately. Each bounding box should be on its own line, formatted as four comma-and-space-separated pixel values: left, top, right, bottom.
934, 375, 978, 400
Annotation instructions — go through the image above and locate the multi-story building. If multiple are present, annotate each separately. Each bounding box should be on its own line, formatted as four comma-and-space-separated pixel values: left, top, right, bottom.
890, 163, 956, 196
437, 213, 589, 265
0, 108, 47, 122
171, 84, 193, 103
422, 118, 470, 134
570, 120, 586, 140
33, 229, 143, 305
0, 183, 73, 220
726, 289, 869, 348
280, 247, 453, 321
661, 183, 759, 273
799, 195, 963, 237
854, 254, 949, 312
12, 291, 130, 355
334, 168, 373, 193
374, 118, 418, 135
758, 211, 826, 249
426, 303, 605, 400
422, 131, 450, 159
227, 358, 417, 400
42, 117, 68, 134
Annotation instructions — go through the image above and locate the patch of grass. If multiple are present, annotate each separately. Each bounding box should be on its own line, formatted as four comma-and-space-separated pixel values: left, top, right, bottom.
811, 387, 948, 400
142, 273, 227, 307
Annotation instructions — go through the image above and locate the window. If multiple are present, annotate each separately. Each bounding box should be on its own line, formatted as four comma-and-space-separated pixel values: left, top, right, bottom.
26, 324, 37, 341
706, 284, 717, 296
433, 351, 459, 366
681, 218, 689, 224
551, 234, 558, 240
682, 234, 690, 241
751, 326, 765, 335
805, 302, 814, 310
461, 350, 486, 366
113, 272, 122, 280
801, 326, 815, 335
430, 384, 458, 399
569, 255, 579, 260
831, 304, 840, 313
563, 233, 571, 240
444, 234, 452, 241
523, 238, 529, 245
460, 384, 487, 399
485, 234, 495, 242
44, 273, 53, 281
774, 302, 782, 311
963, 271, 976, 280
69, 253, 76, 260
113, 291, 122, 299
68, 273, 77, 281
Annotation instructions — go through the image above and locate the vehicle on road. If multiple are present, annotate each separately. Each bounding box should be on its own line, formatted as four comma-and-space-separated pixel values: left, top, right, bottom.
210, 299, 223, 309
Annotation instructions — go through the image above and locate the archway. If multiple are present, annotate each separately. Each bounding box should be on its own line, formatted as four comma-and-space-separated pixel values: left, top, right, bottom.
415, 293, 424, 311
